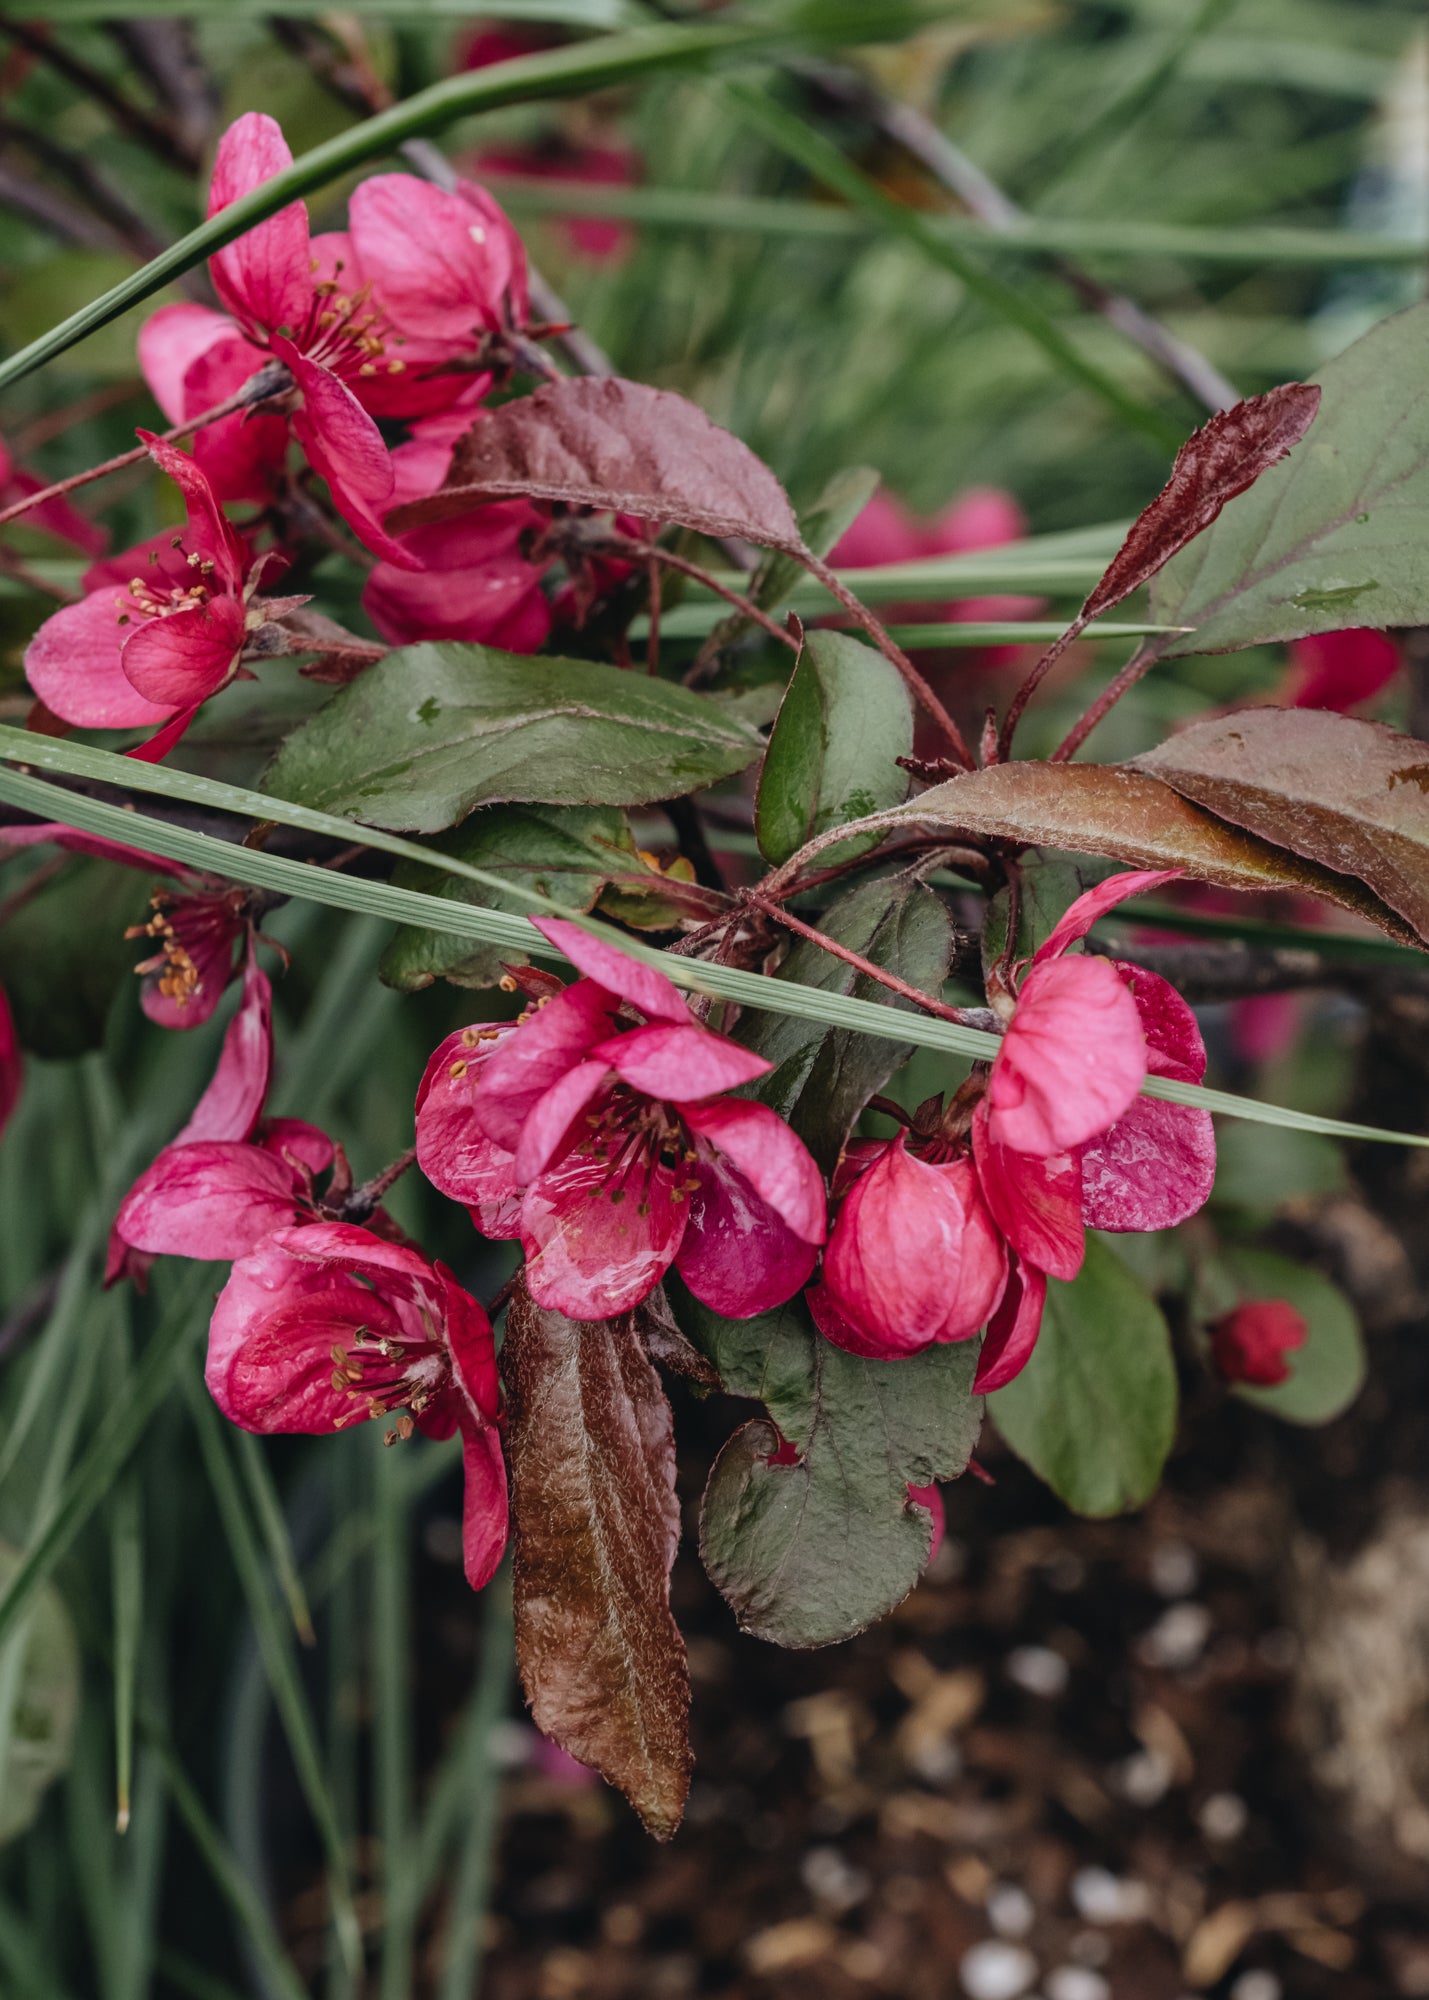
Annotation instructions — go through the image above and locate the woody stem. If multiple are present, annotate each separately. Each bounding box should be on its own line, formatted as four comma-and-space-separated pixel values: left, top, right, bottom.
1050, 638, 1162, 762
612, 541, 798, 654
342, 1147, 417, 1221
0, 360, 292, 532
744, 889, 981, 1026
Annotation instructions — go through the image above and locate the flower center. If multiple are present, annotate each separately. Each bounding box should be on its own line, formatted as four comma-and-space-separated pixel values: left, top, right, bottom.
118, 540, 219, 626
291, 270, 407, 383
329, 1323, 449, 1436
580, 1086, 702, 1214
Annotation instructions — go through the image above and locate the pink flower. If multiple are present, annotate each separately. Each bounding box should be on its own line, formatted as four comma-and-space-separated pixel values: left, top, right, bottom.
829, 484, 1034, 660
475, 139, 642, 264
1289, 628, 1399, 712
0, 436, 106, 556
207, 1221, 508, 1590
0, 984, 21, 1142
1210, 1297, 1307, 1387
809, 1131, 1006, 1358
973, 870, 1216, 1283
23, 435, 261, 731
417, 920, 826, 1320
128, 885, 255, 1030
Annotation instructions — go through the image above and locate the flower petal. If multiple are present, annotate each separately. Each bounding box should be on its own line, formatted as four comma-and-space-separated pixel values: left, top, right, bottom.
349, 173, 514, 340
182, 332, 290, 504
989, 955, 1145, 1155
532, 918, 690, 1024
972, 1098, 1083, 1282
120, 595, 246, 708
139, 431, 248, 588
679, 1097, 825, 1244
1080, 1095, 1216, 1232
821, 1135, 977, 1352
257, 1118, 335, 1176
174, 958, 272, 1145
1033, 868, 1182, 965
207, 112, 313, 335
674, 1146, 817, 1316
437, 1263, 501, 1423
414, 1026, 526, 1236
973, 1254, 1046, 1393
115, 1140, 306, 1260
221, 1286, 404, 1433
138, 303, 236, 423
514, 1059, 611, 1184
807, 1281, 901, 1359
24, 592, 177, 729
458, 1416, 509, 1590
521, 1146, 685, 1318
274, 340, 419, 568
600, 1022, 770, 1101
473, 981, 615, 1152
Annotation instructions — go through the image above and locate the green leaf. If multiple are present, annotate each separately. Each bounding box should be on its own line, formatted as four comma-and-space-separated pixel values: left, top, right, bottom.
0, 1548, 79, 1845
755, 633, 913, 865
379, 805, 639, 990
677, 1285, 981, 1647
1136, 709, 1429, 946
988, 1237, 1177, 1516
739, 876, 954, 1173
263, 642, 764, 835
1150, 299, 1429, 654
1208, 1247, 1366, 1427
0, 858, 156, 1059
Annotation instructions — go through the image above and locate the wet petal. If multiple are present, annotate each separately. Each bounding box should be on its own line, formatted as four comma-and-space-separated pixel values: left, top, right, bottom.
1033, 868, 1182, 965
221, 1287, 403, 1434
674, 1146, 817, 1317
120, 594, 246, 708
1080, 1095, 1216, 1232
532, 918, 690, 1024
458, 1416, 510, 1590
175, 958, 272, 1146
273, 339, 420, 568
349, 173, 514, 340
24, 592, 177, 729
679, 1097, 825, 1244
207, 112, 313, 335
414, 1027, 526, 1236
514, 1060, 611, 1184
139, 431, 248, 588
600, 1022, 770, 1101
989, 955, 1145, 1155
473, 981, 615, 1152
256, 1118, 335, 1176
521, 1145, 685, 1318
821, 1135, 976, 1353
438, 1263, 501, 1424
116, 1140, 306, 1261
973, 1255, 1047, 1393
972, 1098, 1083, 1283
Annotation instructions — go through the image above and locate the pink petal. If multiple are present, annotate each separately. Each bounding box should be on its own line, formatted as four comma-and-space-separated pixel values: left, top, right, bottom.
120, 594, 246, 707
933, 1158, 1010, 1343
821, 1136, 980, 1353
130, 704, 201, 763
206, 1227, 343, 1402
414, 1027, 526, 1237
531, 918, 690, 1024
348, 174, 513, 340
438, 1263, 501, 1423
139, 431, 247, 587
363, 521, 551, 648
599, 1021, 771, 1101
115, 1140, 306, 1260
1119, 960, 1205, 1082
267, 1218, 437, 1294
387, 401, 490, 508
472, 980, 615, 1152
138, 303, 238, 424
514, 1059, 611, 1183
1291, 628, 1400, 711
521, 1146, 685, 1318
674, 1146, 817, 1316
972, 1098, 1083, 1283
1033, 869, 1182, 965
273, 341, 420, 568
1210, 1298, 1306, 1387
1080, 1094, 1216, 1232
926, 487, 1026, 557
221, 1286, 405, 1433
907, 1481, 945, 1566
989, 956, 1145, 1155
829, 489, 924, 568
679, 1097, 826, 1245
207, 113, 313, 335
0, 986, 21, 1140
458, 1417, 509, 1590
24, 592, 177, 729
182, 332, 290, 504
807, 1281, 902, 1359
7, 470, 106, 556
257, 1118, 335, 1176
973, 1255, 1047, 1393
175, 959, 272, 1146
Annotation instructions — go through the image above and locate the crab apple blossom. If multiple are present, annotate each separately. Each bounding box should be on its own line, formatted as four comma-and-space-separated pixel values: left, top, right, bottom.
1210, 1297, 1307, 1387
829, 484, 1035, 661
1289, 627, 1400, 711
23, 435, 267, 732
417, 920, 826, 1321
128, 885, 257, 1030
206, 1222, 508, 1591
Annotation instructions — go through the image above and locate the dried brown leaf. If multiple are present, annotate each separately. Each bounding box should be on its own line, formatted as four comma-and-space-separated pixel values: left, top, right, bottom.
1136, 708, 1429, 946
888, 761, 1417, 942
634, 1288, 721, 1391
385, 376, 804, 552
502, 1276, 691, 1838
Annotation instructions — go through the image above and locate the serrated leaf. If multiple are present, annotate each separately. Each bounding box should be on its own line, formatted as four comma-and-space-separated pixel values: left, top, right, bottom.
889, 761, 1417, 942
756, 632, 913, 865
1207, 1247, 1365, 1427
1150, 300, 1429, 655
501, 1279, 690, 1838
0, 1546, 80, 1845
379, 804, 639, 990
738, 876, 955, 1174
1135, 709, 1429, 947
675, 1285, 980, 1648
263, 641, 764, 834
387, 377, 804, 552
988, 1237, 1176, 1516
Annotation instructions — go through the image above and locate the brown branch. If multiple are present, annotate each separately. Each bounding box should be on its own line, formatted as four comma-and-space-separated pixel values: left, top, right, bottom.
0, 159, 114, 250
745, 888, 982, 1027
1050, 639, 1161, 763
108, 20, 218, 165
618, 541, 798, 654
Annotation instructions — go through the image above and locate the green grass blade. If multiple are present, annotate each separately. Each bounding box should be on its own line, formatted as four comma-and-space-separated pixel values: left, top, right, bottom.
0, 755, 1423, 1149
436, 1572, 515, 2000
375, 1445, 415, 2000
110, 1473, 143, 1834
183, 1380, 363, 1977
232, 1433, 316, 1649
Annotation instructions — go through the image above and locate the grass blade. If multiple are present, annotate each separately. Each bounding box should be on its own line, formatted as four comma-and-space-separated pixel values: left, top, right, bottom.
110, 1473, 143, 1833
437, 1572, 515, 2000
232, 1433, 316, 1650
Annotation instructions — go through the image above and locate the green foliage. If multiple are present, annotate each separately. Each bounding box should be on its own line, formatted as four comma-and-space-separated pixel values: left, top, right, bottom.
1206, 1246, 1366, 1425
0, 858, 155, 1059
0, 1547, 79, 1845
755, 631, 913, 864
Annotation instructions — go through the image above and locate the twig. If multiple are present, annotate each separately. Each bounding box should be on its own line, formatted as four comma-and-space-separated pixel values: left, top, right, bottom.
342, 1147, 417, 1221
0, 160, 115, 250
109, 19, 219, 163
0, 363, 291, 532
0, 19, 197, 173
618, 540, 797, 653
1049, 639, 1160, 763
745, 888, 981, 1027
794, 57, 1238, 416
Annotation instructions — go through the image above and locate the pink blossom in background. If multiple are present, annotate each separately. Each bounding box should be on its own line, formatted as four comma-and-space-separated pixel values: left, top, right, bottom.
0, 437, 107, 556
418, 919, 826, 1320
1289, 628, 1399, 711
0, 985, 21, 1141
828, 484, 1034, 661
207, 1222, 508, 1590
1210, 1297, 1307, 1387
475, 140, 641, 264
24, 435, 259, 732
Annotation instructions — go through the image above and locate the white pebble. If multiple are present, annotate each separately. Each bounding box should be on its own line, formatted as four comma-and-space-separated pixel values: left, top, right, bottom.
1113, 1748, 1173, 1807
909, 1736, 963, 1785
1136, 1602, 1212, 1670
987, 1883, 1035, 1939
1046, 1969, 1111, 2000
1230, 1975, 1281, 2000
1149, 1540, 1200, 1598
1006, 1645, 1069, 1697
800, 1844, 870, 1913
1070, 1868, 1153, 1925
1198, 1791, 1249, 1841
959, 1941, 1039, 2000
487, 1719, 536, 1769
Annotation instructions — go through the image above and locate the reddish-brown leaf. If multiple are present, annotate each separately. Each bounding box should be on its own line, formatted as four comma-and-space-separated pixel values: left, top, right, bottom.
1082, 382, 1322, 623
1136, 708, 1429, 947
635, 1288, 722, 1391
502, 1276, 691, 1838
888, 760, 1416, 942
385, 377, 804, 552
